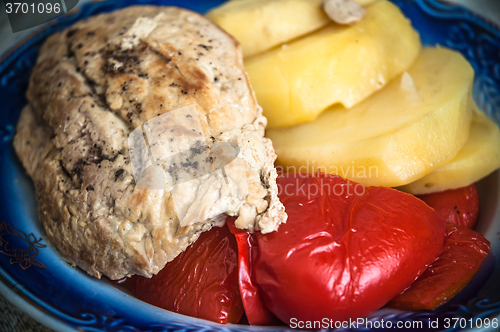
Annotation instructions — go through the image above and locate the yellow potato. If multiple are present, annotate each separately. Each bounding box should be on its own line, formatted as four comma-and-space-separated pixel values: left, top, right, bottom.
207, 0, 378, 58
266, 47, 474, 187
245, 0, 420, 128
355, 0, 378, 5
399, 108, 500, 194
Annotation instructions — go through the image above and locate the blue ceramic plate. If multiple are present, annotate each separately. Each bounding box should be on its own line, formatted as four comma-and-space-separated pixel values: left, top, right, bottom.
0, 0, 499, 331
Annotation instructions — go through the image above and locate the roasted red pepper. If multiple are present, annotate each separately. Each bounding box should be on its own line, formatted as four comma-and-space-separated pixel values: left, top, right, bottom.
227, 219, 281, 326
417, 184, 480, 229
388, 222, 490, 310
127, 224, 244, 324
233, 173, 447, 324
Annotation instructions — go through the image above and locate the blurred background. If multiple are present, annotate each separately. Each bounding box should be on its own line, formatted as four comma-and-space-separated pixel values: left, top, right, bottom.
0, 0, 499, 331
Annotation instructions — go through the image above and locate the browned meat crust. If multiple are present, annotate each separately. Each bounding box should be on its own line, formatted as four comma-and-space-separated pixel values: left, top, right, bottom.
14, 6, 286, 279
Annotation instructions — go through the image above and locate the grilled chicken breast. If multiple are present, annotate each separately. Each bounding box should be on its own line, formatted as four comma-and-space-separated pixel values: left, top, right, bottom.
14, 6, 286, 279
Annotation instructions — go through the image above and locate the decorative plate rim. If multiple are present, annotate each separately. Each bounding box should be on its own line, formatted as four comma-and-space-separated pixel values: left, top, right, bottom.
0, 0, 499, 331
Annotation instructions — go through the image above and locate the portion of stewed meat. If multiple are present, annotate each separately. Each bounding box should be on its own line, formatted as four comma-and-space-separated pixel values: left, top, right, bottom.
14, 6, 286, 280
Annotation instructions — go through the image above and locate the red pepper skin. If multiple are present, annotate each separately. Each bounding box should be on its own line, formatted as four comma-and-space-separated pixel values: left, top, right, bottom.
388, 223, 490, 310
227, 219, 281, 326
251, 173, 446, 323
417, 184, 480, 229
127, 224, 244, 324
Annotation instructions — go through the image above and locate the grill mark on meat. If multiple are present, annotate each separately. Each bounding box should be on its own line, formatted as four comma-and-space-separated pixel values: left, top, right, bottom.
151, 48, 172, 64
59, 160, 72, 179
155, 44, 207, 92
115, 169, 125, 181
90, 144, 104, 164
101, 43, 149, 76
260, 172, 270, 189
197, 44, 212, 51
64, 39, 137, 132
66, 29, 79, 39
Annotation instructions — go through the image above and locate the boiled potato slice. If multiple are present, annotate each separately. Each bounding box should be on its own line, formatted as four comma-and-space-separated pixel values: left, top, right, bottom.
246, 0, 420, 128
266, 47, 474, 187
355, 0, 378, 5
207, 0, 379, 58
399, 108, 500, 194
207, 0, 326, 58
